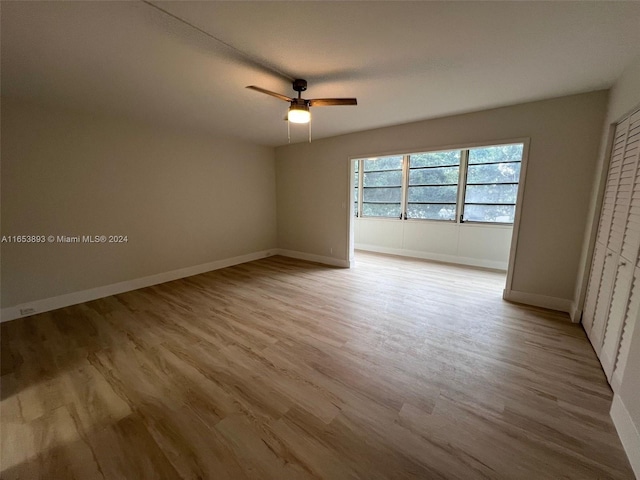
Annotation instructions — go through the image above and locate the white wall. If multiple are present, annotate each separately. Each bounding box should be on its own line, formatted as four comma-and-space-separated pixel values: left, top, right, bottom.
276, 91, 608, 312
1, 98, 277, 315
355, 218, 512, 270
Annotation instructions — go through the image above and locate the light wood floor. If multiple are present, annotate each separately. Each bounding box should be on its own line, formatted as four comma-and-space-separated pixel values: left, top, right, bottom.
1, 252, 634, 479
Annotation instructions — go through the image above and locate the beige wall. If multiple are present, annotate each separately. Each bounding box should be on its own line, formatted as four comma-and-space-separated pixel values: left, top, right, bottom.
276, 91, 608, 304
1, 98, 277, 308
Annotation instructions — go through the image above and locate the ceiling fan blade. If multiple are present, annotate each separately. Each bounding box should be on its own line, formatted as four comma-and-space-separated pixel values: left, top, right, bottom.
246, 86, 293, 102
309, 98, 357, 107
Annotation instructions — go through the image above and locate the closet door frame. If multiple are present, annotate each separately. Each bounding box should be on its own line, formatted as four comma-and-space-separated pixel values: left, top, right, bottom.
576, 123, 618, 324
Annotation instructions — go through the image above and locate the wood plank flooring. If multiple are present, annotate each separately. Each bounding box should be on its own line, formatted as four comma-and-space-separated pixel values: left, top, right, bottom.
1, 252, 634, 479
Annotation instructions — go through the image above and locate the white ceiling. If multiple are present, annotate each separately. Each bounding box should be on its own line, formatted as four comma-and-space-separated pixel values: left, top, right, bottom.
2, 1, 640, 147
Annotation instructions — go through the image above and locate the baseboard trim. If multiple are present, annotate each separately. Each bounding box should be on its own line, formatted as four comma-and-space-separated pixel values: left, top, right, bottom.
275, 249, 350, 268
569, 303, 582, 324
503, 288, 573, 316
612, 369, 624, 393
0, 250, 274, 323
611, 393, 640, 478
355, 244, 508, 271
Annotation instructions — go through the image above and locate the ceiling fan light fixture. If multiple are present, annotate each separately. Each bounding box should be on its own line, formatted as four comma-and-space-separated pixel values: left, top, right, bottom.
247, 79, 356, 135
288, 104, 310, 124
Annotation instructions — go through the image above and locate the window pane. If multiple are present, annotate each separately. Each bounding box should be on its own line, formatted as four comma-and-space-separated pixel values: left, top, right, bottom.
408, 185, 457, 203
464, 204, 515, 223
407, 151, 460, 221
467, 163, 521, 184
354, 186, 358, 216
362, 203, 401, 218
409, 166, 459, 185
468, 144, 523, 164
465, 184, 518, 204
362, 156, 402, 218
407, 203, 456, 221
410, 150, 460, 168
363, 156, 403, 171
363, 170, 402, 187
363, 187, 402, 203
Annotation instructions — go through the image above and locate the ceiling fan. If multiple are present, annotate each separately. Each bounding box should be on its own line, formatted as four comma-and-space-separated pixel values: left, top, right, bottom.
247, 79, 357, 125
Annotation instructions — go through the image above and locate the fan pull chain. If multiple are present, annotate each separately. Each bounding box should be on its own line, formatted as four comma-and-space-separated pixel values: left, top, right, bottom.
308, 120, 312, 143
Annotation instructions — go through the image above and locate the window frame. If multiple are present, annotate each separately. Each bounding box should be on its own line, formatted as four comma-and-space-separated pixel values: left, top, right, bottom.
354, 159, 360, 217
353, 140, 525, 226
459, 145, 524, 225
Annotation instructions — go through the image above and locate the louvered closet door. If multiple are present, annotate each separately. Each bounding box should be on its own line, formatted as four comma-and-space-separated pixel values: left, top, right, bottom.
622, 109, 640, 261
583, 121, 629, 335
589, 249, 618, 352
601, 260, 634, 378
583, 243, 606, 334
597, 120, 629, 247
611, 266, 640, 391
600, 110, 640, 375
608, 117, 633, 254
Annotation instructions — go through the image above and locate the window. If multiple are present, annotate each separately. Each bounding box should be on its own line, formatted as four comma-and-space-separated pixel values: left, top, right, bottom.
354, 143, 523, 224
361, 156, 403, 218
407, 150, 460, 221
462, 144, 522, 223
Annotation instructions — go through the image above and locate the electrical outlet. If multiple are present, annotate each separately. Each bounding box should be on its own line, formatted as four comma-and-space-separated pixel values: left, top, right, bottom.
20, 307, 35, 316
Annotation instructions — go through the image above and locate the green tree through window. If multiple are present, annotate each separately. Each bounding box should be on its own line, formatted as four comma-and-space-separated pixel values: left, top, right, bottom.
361, 156, 403, 218
463, 144, 523, 223
407, 150, 460, 220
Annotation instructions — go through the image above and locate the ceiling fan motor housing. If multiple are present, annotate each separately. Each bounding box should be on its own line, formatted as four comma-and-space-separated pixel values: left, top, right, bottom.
292, 79, 308, 93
